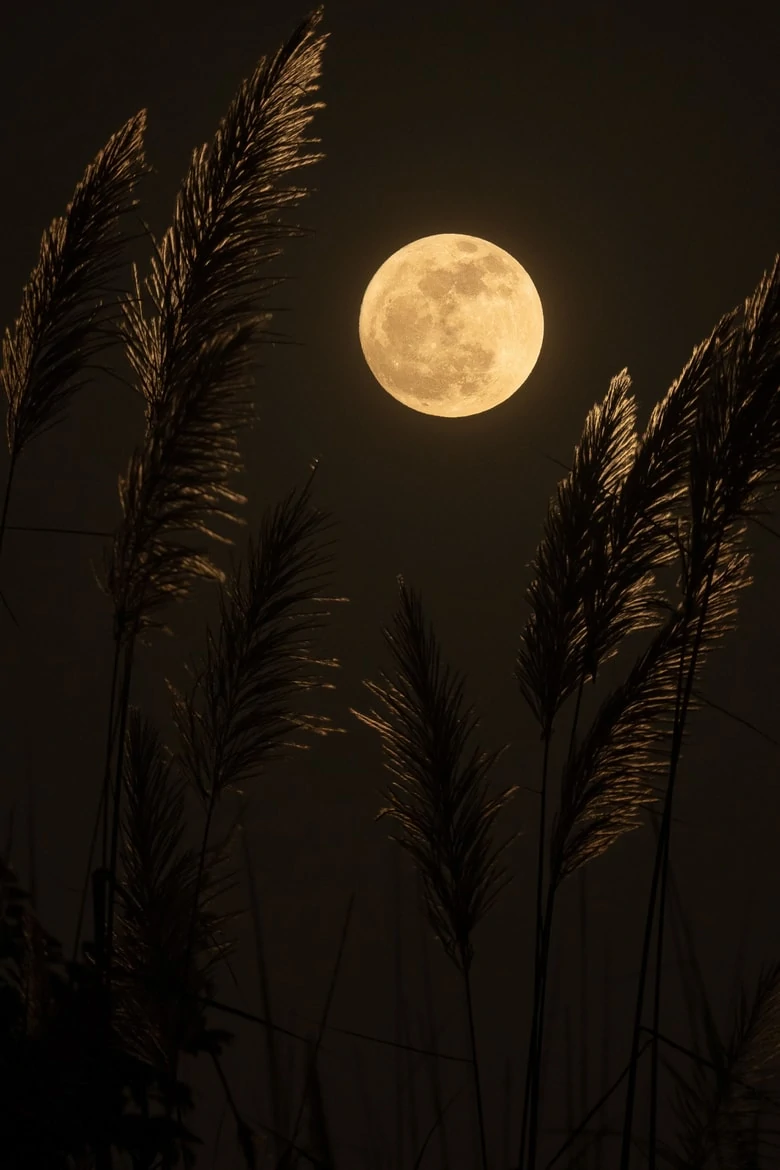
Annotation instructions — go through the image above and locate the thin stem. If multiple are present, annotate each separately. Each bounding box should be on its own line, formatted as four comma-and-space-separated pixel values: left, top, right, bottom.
242, 826, 286, 1163
0, 448, 19, 568
104, 628, 137, 989
462, 959, 489, 1170
209, 1050, 325, 1170
569, 677, 588, 1170
650, 563, 718, 1169
522, 675, 586, 1170
394, 852, 405, 1168
418, 870, 451, 1170
527, 882, 557, 1170
564, 1006, 575, 1160
544, 1038, 653, 1170
102, 639, 124, 869
0, 449, 21, 626
618, 612, 690, 1170
519, 732, 552, 1170
412, 1088, 465, 1170
72, 643, 124, 961
168, 738, 224, 1146
620, 556, 718, 1170
275, 893, 355, 1170
579, 866, 589, 1170
594, 936, 611, 1170
615, 790, 667, 1170
648, 825, 670, 1170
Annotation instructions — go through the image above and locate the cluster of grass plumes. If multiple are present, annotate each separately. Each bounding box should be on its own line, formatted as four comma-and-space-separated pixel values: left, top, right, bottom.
510, 253, 780, 1170
88, 14, 333, 1051
0, 7, 343, 1169
2, 2, 780, 1167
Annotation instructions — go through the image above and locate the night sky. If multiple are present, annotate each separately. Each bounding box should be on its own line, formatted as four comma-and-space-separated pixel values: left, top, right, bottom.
1, 2, 779, 1167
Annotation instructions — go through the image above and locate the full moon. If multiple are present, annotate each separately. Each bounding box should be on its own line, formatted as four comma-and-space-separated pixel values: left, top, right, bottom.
358, 233, 544, 417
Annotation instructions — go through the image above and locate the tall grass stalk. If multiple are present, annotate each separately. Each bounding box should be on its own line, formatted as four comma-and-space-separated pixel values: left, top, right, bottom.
168, 463, 345, 1154
517, 371, 655, 1170
619, 253, 780, 1170
352, 578, 520, 1170
393, 850, 406, 1168
98, 7, 330, 1016
594, 935, 611, 1170
417, 867, 452, 1170
578, 866, 589, 1170
512, 268, 775, 1168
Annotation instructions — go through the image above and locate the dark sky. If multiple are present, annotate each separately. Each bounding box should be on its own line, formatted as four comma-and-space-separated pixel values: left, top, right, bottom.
1, 2, 779, 1168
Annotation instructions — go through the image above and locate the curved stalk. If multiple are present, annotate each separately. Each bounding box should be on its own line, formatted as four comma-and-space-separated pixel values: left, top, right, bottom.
646, 573, 715, 1167
619, 561, 718, 1170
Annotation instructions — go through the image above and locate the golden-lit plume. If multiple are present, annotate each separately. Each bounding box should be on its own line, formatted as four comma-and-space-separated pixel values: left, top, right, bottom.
1, 111, 150, 463
100, 8, 328, 647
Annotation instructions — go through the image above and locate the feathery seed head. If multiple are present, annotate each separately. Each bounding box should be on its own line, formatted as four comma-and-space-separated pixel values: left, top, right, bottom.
353, 578, 518, 973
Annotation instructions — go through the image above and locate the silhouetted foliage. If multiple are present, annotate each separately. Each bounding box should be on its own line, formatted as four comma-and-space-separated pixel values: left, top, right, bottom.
1, 4, 780, 1169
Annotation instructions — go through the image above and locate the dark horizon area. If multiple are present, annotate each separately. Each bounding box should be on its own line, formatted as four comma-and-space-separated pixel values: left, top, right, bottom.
1, 2, 779, 1167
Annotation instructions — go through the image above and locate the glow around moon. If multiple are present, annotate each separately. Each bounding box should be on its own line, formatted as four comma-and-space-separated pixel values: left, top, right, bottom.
358, 233, 544, 417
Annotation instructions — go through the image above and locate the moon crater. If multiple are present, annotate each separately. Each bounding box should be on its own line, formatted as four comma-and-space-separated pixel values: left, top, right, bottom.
358, 233, 544, 417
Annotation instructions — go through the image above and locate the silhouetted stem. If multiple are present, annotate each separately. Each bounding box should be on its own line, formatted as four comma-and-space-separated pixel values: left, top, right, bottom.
276, 894, 355, 1170
0, 448, 18, 568
243, 827, 287, 1162
412, 1087, 465, 1170
418, 870, 451, 1170
647, 582, 713, 1170
527, 884, 556, 1170
594, 935, 611, 1170
167, 735, 225, 1143
616, 790, 667, 1170
104, 630, 137, 986
579, 866, 589, 1170
568, 679, 589, 1170
519, 732, 552, 1170
521, 674, 586, 1170
462, 959, 489, 1170
619, 556, 718, 1170
71, 637, 123, 962
545, 1038, 653, 1170
89, 623, 129, 1170
648, 826, 671, 1170
0, 449, 20, 626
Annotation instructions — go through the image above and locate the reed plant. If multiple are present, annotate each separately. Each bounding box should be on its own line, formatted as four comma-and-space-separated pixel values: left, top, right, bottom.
1, 4, 780, 1168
